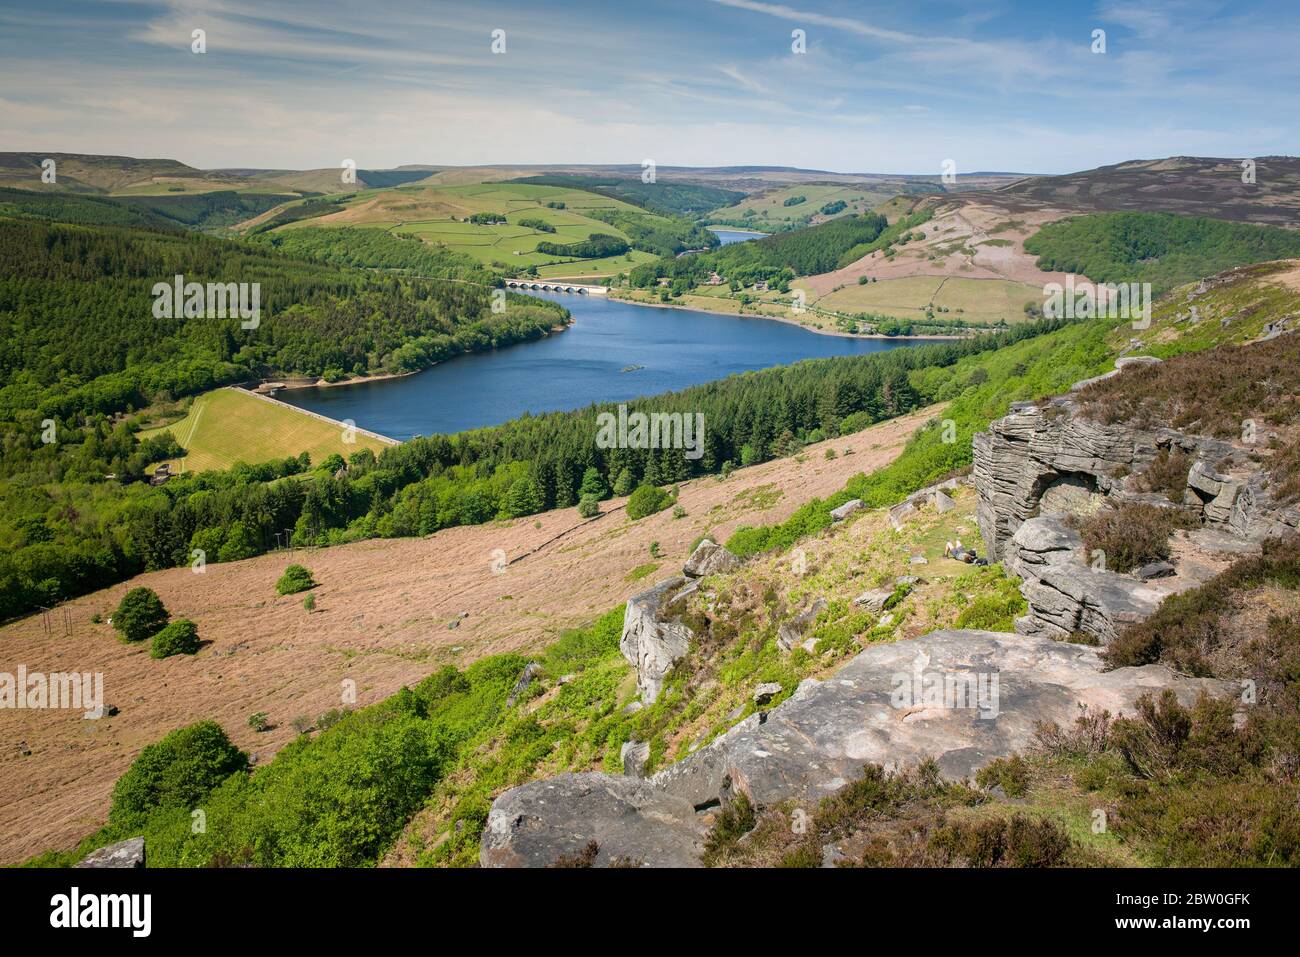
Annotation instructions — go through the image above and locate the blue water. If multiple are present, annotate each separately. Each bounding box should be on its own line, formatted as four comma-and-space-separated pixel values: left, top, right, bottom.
279, 292, 935, 440
710, 227, 768, 245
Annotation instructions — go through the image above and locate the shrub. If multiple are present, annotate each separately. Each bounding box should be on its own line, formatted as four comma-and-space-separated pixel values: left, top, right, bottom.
701, 792, 756, 866
626, 485, 673, 520
112, 587, 169, 643
975, 755, 1030, 797
108, 721, 247, 829
551, 840, 600, 867
1068, 503, 1197, 573
577, 495, 600, 518
415, 665, 472, 704
316, 707, 349, 731
540, 607, 623, 675
276, 564, 316, 595
952, 567, 1026, 631
612, 467, 635, 497
150, 619, 200, 659
303, 593, 316, 612
926, 814, 1074, 868
1137, 448, 1194, 500
248, 712, 270, 732
1104, 535, 1300, 671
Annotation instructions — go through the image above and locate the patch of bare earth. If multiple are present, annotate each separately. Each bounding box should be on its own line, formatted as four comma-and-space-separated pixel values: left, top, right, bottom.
0, 405, 942, 863
799, 201, 1076, 302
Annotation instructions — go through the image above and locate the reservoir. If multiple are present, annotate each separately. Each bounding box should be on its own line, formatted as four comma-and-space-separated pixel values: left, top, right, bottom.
709, 227, 769, 245
279, 292, 936, 440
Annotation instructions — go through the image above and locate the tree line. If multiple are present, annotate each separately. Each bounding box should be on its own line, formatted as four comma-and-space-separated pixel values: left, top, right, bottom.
1025, 211, 1300, 295
0, 315, 1071, 622
626, 212, 889, 290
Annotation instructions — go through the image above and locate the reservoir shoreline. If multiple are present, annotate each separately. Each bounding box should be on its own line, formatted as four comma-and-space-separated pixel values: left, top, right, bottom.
276, 291, 942, 440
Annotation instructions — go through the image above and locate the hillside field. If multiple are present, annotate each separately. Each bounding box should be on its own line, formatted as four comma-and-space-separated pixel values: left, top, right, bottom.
138, 387, 395, 473
269, 182, 664, 275
803, 275, 1042, 326
706, 183, 901, 228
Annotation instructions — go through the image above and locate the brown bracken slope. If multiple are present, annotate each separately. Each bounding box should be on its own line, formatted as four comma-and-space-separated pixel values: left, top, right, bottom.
0, 405, 941, 863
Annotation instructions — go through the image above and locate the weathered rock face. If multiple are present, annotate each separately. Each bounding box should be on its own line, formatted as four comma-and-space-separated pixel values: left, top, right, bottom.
76, 836, 145, 868
1006, 517, 1170, 643
776, 597, 828, 654
506, 662, 542, 707
480, 773, 707, 868
974, 391, 1299, 562
481, 630, 1231, 867
682, 538, 740, 578
621, 578, 695, 704
830, 499, 863, 522
621, 740, 650, 778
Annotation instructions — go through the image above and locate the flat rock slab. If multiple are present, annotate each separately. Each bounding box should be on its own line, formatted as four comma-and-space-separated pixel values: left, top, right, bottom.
482, 630, 1231, 867
853, 588, 894, 614
76, 836, 144, 868
653, 629, 1229, 809
480, 773, 707, 868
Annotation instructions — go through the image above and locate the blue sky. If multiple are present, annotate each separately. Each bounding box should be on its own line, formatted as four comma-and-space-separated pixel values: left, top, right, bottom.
0, 0, 1296, 174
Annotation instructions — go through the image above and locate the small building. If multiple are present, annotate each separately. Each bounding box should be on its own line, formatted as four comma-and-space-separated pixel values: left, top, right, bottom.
705, 272, 725, 285
753, 280, 769, 292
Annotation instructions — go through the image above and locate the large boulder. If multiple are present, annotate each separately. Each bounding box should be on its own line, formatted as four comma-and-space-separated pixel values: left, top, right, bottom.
76, 837, 145, 868
621, 740, 650, 778
776, 598, 828, 653
621, 578, 695, 704
830, 499, 863, 522
506, 662, 542, 707
682, 539, 740, 578
480, 773, 707, 868
1006, 516, 1170, 644
482, 630, 1231, 867
651, 630, 1229, 812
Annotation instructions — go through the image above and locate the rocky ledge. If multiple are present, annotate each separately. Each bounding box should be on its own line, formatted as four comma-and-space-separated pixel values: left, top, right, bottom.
974, 369, 1298, 641
973, 379, 1299, 563
620, 539, 742, 704
1006, 516, 1172, 643
481, 628, 1229, 867
75, 836, 145, 868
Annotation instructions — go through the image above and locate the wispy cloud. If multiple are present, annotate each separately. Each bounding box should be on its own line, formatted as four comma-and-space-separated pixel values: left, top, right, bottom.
0, 0, 1294, 173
